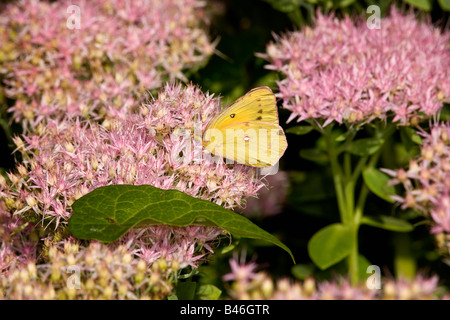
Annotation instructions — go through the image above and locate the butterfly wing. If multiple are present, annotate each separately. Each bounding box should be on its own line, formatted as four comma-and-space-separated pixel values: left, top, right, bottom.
204, 121, 287, 167
205, 87, 279, 131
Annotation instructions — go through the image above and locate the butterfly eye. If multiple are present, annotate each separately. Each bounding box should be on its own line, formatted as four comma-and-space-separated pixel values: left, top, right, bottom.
230, 114, 235, 118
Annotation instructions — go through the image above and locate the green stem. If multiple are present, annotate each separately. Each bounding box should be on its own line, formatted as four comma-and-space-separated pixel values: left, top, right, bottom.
348, 224, 360, 285
343, 153, 355, 221
354, 184, 369, 225
351, 156, 368, 182
324, 129, 348, 225
323, 121, 397, 285
348, 122, 397, 285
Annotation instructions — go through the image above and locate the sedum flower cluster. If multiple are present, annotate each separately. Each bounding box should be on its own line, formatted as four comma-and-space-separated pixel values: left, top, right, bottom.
261, 8, 450, 126
0, 0, 216, 129
223, 257, 449, 300
1, 238, 181, 300
0, 83, 265, 298
384, 122, 450, 261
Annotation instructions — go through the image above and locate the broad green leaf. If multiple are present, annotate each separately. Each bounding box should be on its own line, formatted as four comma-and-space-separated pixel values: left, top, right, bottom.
69, 185, 294, 262
291, 264, 314, 280
346, 138, 384, 156
195, 284, 222, 300
286, 125, 314, 135
439, 0, 450, 11
307, 223, 355, 270
175, 282, 197, 300
361, 215, 413, 232
362, 167, 396, 203
405, 0, 431, 11
300, 149, 328, 164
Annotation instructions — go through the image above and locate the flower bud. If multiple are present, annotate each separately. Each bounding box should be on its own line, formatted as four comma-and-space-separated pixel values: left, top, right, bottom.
303, 277, 316, 296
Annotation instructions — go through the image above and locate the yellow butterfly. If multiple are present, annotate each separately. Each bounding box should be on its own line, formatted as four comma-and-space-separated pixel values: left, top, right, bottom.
203, 86, 287, 167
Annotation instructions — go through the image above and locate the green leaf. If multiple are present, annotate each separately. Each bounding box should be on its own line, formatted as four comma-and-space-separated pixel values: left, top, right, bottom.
361, 215, 414, 232
439, 0, 450, 11
300, 149, 328, 164
175, 282, 197, 300
400, 127, 422, 148
220, 242, 239, 254
263, 0, 302, 12
362, 167, 396, 203
307, 223, 355, 270
335, 126, 357, 142
337, 0, 356, 8
405, 0, 431, 11
335, 132, 351, 142
393, 234, 416, 280
291, 264, 314, 280
195, 284, 222, 300
333, 254, 372, 282
357, 254, 372, 282
346, 138, 384, 156
69, 185, 294, 262
286, 125, 314, 135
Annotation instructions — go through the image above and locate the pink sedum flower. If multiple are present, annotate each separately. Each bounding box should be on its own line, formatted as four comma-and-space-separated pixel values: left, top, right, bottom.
223, 256, 259, 283
0, 0, 216, 130
261, 8, 450, 126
